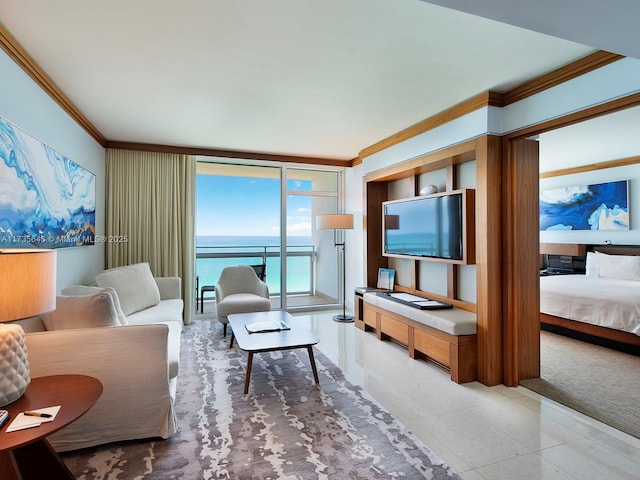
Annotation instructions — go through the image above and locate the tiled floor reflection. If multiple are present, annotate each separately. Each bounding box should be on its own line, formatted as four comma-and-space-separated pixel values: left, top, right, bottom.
293, 311, 640, 480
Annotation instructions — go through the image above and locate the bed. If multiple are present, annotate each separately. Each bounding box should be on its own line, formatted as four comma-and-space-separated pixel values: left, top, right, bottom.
539, 245, 640, 350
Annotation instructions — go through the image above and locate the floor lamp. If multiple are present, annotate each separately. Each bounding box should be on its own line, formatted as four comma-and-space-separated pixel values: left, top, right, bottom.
316, 214, 354, 322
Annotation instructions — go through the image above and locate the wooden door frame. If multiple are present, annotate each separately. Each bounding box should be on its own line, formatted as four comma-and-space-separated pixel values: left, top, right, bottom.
501, 93, 640, 386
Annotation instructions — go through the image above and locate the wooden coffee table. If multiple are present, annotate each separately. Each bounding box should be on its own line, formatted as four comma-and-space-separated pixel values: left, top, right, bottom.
228, 311, 320, 394
0, 374, 102, 480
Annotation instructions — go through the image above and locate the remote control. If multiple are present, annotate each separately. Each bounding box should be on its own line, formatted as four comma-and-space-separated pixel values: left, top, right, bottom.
0, 409, 9, 428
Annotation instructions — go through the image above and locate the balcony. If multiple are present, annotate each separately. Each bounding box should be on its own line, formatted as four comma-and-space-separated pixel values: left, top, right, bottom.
196, 243, 335, 312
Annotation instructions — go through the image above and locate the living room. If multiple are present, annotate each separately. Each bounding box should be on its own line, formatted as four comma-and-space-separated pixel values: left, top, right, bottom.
2, 2, 640, 479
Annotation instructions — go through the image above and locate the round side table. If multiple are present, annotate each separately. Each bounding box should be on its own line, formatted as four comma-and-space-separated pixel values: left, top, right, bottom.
0, 374, 103, 480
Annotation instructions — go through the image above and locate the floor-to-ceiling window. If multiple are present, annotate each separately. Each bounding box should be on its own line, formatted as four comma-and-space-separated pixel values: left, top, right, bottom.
196, 163, 283, 309
196, 161, 343, 311
286, 168, 340, 309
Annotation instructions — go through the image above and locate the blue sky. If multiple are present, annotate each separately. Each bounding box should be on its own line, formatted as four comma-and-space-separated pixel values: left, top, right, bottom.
196, 175, 312, 237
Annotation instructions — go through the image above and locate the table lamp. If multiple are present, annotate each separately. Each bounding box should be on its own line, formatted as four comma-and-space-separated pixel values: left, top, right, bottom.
0, 249, 56, 406
316, 214, 354, 322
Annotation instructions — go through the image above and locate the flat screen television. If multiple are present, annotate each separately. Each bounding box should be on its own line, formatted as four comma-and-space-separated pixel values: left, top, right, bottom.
382, 189, 475, 264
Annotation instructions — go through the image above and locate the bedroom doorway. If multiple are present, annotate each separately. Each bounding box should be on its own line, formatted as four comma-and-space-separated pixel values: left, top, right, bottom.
504, 97, 640, 432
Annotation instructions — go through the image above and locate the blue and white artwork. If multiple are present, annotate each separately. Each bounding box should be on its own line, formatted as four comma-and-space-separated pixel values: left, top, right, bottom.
0, 116, 95, 248
540, 180, 629, 231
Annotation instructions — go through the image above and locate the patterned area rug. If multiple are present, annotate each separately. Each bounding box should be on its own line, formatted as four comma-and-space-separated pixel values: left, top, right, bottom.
62, 319, 460, 479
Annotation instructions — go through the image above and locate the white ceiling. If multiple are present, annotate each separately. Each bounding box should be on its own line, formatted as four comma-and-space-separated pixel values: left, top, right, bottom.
0, 0, 622, 160
421, 0, 640, 60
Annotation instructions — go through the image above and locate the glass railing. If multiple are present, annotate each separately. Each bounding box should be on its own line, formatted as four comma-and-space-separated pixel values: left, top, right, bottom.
196, 244, 317, 296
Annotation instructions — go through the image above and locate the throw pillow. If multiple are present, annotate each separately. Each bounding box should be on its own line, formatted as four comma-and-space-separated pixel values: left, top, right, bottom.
61, 285, 128, 325
41, 293, 120, 331
595, 251, 640, 281
585, 251, 599, 278
95, 262, 161, 315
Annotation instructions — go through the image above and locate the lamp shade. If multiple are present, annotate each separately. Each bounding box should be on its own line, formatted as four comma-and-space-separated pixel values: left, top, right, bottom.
0, 249, 57, 321
0, 248, 56, 406
316, 214, 354, 230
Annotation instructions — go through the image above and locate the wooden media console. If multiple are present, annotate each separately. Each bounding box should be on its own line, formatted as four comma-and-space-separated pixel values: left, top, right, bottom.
356, 292, 478, 383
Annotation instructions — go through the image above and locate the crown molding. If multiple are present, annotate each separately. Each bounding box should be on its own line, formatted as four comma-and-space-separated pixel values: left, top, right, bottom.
503, 51, 624, 105
540, 154, 640, 179
0, 22, 106, 146
358, 51, 624, 161
359, 92, 503, 160
106, 141, 352, 167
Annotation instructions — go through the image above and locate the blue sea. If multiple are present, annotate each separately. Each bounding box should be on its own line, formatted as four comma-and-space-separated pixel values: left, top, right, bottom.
196, 235, 313, 295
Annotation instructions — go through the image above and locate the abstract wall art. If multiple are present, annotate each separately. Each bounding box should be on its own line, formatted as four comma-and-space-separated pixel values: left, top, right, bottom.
540, 180, 629, 231
0, 116, 95, 248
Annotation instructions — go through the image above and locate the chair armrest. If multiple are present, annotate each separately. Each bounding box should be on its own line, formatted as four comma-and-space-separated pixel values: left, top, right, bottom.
256, 280, 269, 298
215, 282, 226, 302
25, 325, 177, 451
155, 276, 182, 300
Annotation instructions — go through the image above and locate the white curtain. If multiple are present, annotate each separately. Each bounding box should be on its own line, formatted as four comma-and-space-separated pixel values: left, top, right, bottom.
105, 149, 196, 324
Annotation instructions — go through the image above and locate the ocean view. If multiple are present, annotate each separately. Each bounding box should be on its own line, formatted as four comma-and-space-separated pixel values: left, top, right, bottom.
196, 235, 314, 294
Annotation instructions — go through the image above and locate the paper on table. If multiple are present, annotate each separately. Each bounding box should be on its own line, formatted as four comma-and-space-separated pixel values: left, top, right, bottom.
415, 300, 445, 307
389, 292, 426, 302
245, 320, 290, 334
5, 405, 61, 432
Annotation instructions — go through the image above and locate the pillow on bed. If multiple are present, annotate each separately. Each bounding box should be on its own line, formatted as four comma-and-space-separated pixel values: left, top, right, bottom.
595, 251, 640, 281
585, 252, 599, 277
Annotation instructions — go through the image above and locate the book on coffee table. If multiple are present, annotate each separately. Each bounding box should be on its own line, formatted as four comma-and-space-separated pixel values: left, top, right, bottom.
245, 320, 291, 334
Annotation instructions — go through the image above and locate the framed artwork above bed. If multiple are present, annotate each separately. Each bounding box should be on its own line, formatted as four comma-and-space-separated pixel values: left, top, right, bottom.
540, 179, 629, 231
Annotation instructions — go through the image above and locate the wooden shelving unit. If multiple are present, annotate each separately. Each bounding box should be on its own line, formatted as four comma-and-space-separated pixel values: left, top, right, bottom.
361, 135, 540, 386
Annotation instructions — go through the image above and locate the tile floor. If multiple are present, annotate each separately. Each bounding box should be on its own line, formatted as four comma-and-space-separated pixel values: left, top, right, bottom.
292, 311, 640, 480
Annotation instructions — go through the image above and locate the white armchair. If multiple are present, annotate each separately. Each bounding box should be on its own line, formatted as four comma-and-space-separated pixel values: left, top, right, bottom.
215, 265, 271, 337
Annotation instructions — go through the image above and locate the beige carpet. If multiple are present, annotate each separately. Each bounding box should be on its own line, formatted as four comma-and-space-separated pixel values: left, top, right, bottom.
521, 331, 640, 439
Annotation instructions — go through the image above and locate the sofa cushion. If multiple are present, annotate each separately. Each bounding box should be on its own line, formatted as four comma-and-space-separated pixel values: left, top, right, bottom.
61, 285, 128, 325
96, 263, 161, 315
364, 293, 477, 336
41, 293, 120, 331
127, 299, 184, 332
216, 293, 272, 320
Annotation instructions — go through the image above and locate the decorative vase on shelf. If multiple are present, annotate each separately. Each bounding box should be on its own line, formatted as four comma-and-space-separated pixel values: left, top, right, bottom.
420, 184, 438, 195
0, 323, 31, 407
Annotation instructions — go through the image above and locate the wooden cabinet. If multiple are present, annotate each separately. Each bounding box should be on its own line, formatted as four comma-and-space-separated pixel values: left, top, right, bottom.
360, 300, 477, 384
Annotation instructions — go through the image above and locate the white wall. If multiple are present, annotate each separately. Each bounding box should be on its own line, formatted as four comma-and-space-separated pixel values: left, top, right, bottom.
344, 164, 363, 312
0, 50, 106, 290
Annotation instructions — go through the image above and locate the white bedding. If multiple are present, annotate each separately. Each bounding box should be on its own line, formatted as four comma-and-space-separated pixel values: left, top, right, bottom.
540, 274, 640, 336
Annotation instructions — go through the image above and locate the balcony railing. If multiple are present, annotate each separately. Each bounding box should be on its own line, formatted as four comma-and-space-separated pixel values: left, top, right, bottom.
196, 244, 317, 296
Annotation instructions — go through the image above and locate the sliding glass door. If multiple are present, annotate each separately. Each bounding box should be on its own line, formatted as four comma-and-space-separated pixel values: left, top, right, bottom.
196, 162, 343, 311
286, 169, 340, 309
196, 163, 282, 310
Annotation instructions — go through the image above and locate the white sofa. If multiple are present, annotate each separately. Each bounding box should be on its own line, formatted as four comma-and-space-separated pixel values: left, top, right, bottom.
11, 262, 183, 452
